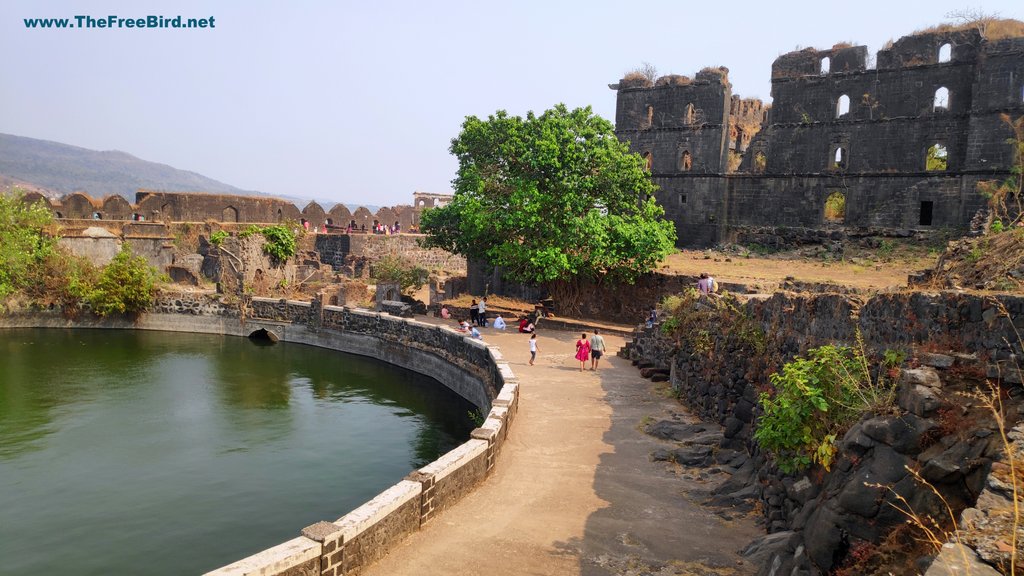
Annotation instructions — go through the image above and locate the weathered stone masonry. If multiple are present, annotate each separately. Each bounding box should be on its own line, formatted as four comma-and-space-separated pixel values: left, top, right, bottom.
623, 291, 1024, 574
615, 27, 1024, 247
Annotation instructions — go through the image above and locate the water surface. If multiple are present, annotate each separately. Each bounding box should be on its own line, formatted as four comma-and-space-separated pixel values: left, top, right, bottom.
0, 328, 474, 575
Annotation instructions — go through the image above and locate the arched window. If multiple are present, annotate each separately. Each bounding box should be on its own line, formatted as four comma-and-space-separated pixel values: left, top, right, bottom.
836, 94, 850, 118
642, 151, 653, 171
92, 212, 102, 220
645, 105, 654, 128
754, 152, 767, 173
222, 206, 238, 223
820, 57, 831, 74
934, 87, 950, 111
824, 191, 846, 223
276, 208, 283, 222
926, 143, 948, 171
684, 103, 695, 125
831, 146, 847, 170
938, 43, 951, 63
679, 150, 692, 171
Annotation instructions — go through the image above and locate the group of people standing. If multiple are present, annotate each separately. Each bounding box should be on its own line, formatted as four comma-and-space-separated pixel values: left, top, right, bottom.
469, 298, 488, 326
573, 330, 606, 372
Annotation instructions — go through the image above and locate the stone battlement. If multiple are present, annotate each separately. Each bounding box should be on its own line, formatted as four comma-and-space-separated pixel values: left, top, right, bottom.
19, 189, 453, 234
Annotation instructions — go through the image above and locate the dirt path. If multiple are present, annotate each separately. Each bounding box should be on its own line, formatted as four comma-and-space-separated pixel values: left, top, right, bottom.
362, 322, 761, 576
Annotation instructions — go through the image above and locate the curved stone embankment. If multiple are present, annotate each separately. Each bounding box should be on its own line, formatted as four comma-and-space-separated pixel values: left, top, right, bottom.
0, 294, 519, 576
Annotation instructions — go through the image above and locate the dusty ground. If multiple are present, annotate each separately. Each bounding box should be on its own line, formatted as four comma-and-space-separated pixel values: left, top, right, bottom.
362, 321, 760, 576
658, 245, 938, 292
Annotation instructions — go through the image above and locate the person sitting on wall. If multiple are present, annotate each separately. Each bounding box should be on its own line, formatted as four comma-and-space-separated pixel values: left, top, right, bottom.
492, 315, 506, 330
458, 320, 471, 333
440, 305, 451, 319
470, 326, 483, 340
518, 318, 535, 333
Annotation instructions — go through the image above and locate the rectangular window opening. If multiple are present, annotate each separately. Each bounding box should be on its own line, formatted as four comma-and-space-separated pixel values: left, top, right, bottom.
679, 194, 687, 205
919, 201, 934, 226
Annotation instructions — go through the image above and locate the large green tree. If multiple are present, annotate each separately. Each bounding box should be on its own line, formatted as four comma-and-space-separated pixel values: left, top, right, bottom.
422, 104, 676, 294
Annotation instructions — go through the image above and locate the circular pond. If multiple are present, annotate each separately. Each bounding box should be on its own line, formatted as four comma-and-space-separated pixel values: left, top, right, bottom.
0, 328, 475, 575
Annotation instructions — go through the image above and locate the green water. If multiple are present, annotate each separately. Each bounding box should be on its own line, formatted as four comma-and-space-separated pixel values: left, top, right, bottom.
0, 328, 475, 575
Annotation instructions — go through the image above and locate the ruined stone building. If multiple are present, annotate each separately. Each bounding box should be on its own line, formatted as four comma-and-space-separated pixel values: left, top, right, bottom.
613, 24, 1024, 248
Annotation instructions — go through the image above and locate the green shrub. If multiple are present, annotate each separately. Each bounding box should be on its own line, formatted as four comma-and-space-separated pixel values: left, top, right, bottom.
0, 190, 56, 298
370, 254, 428, 294
258, 225, 297, 263
24, 249, 99, 314
88, 245, 160, 317
209, 230, 229, 247
754, 341, 896, 473
236, 225, 297, 264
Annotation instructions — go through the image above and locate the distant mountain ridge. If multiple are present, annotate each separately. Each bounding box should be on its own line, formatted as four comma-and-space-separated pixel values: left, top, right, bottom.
0, 132, 384, 212
0, 132, 260, 200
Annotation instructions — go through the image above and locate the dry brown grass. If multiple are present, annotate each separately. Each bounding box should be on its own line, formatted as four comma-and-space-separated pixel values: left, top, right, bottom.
655, 74, 692, 87
913, 18, 1024, 40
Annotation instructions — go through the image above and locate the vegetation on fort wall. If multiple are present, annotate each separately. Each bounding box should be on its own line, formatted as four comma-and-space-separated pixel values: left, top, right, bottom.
979, 114, 1024, 231
0, 190, 56, 298
87, 245, 161, 317
239, 224, 298, 264
421, 104, 676, 292
659, 289, 766, 358
1, 189, 161, 317
754, 341, 898, 473
370, 254, 428, 294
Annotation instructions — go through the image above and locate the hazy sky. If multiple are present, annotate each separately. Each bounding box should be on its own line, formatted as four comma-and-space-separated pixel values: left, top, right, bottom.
2, 1, 1020, 207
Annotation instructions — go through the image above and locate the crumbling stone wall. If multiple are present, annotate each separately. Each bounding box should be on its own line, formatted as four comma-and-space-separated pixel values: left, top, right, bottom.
622, 291, 1024, 574
33, 190, 436, 235
615, 26, 1024, 248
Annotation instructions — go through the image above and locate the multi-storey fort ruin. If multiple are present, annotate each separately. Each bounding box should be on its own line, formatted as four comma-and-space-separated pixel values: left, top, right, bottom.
613, 24, 1024, 247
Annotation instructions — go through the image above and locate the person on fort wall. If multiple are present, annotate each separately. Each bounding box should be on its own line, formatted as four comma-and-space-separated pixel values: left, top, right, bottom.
589, 329, 606, 371
575, 333, 591, 372
697, 272, 718, 296
469, 299, 479, 325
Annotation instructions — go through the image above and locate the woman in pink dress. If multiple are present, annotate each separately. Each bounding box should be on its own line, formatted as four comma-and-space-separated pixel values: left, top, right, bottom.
575, 333, 591, 372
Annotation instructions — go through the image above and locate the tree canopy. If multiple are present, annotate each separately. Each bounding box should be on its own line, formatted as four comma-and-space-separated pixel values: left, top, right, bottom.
421, 104, 676, 286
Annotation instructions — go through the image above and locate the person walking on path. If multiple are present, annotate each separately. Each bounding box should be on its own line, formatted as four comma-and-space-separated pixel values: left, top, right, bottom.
589, 329, 606, 371
574, 333, 591, 372
477, 298, 487, 326
528, 333, 539, 366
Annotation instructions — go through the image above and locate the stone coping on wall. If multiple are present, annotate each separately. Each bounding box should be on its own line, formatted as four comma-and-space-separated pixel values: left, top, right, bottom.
0, 296, 518, 576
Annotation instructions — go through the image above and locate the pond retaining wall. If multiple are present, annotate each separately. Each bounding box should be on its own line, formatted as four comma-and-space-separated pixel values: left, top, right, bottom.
0, 293, 519, 576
